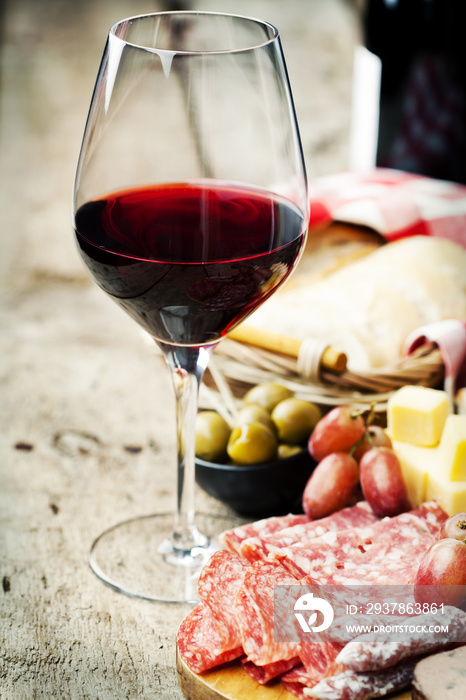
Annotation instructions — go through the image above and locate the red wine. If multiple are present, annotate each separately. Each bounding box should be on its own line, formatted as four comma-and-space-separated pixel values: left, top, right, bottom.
74, 182, 305, 345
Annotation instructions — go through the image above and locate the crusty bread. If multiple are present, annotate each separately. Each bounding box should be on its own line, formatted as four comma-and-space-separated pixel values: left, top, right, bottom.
249, 232, 466, 370
284, 223, 383, 290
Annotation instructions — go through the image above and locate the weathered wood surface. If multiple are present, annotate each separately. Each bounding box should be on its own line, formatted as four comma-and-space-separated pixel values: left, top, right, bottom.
0, 0, 358, 697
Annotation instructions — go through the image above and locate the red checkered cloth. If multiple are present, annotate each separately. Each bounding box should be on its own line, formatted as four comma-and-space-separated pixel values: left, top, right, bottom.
308, 168, 466, 248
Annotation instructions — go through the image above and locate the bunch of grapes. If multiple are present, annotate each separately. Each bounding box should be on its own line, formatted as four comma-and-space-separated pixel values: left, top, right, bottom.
302, 405, 409, 519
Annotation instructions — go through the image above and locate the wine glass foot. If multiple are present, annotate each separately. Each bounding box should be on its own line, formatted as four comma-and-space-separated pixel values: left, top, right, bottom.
88, 512, 241, 603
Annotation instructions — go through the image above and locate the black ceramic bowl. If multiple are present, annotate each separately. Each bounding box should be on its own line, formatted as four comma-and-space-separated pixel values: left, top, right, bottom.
195, 449, 316, 518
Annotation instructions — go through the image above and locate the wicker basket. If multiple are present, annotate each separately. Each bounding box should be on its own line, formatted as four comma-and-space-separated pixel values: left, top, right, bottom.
202, 336, 445, 421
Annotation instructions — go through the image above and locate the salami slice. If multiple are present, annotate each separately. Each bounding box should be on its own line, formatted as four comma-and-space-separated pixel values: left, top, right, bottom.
411, 501, 449, 535
235, 560, 300, 666
197, 550, 249, 650
219, 513, 309, 555
281, 681, 310, 699
282, 663, 317, 685
240, 502, 378, 564
336, 606, 466, 671
176, 604, 243, 674
241, 656, 300, 684
298, 641, 345, 680
275, 501, 447, 584
274, 525, 383, 580
301, 659, 415, 699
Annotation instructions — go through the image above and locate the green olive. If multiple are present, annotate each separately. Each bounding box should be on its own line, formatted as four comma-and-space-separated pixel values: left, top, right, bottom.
195, 411, 231, 462
271, 398, 322, 444
234, 404, 276, 433
242, 382, 293, 412
227, 421, 278, 465
277, 444, 303, 459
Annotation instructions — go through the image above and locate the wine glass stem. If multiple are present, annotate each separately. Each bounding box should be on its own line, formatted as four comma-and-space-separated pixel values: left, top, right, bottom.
159, 342, 215, 555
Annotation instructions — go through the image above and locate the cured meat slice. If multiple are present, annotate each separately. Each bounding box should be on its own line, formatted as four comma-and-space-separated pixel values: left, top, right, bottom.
176, 603, 243, 674
280, 643, 346, 688
336, 606, 466, 671
219, 513, 309, 555
197, 550, 249, 649
298, 641, 345, 680
240, 502, 378, 564
241, 656, 300, 684
178, 552, 250, 672
301, 659, 415, 699
275, 501, 447, 583
281, 681, 310, 699
412, 501, 448, 536
235, 560, 300, 665
282, 663, 317, 685
274, 526, 383, 580
411, 501, 449, 535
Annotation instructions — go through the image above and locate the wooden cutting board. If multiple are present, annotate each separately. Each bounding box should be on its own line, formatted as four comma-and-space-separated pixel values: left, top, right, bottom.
176, 648, 412, 700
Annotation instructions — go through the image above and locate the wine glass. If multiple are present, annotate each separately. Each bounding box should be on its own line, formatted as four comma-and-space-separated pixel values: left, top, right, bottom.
73, 11, 308, 603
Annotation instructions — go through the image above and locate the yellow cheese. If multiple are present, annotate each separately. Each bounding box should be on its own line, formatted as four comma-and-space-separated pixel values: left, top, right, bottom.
387, 385, 449, 447
438, 414, 466, 481
425, 470, 466, 516
391, 438, 440, 507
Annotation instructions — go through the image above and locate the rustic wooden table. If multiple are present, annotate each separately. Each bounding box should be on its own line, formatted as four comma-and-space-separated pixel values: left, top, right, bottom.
0, 0, 358, 696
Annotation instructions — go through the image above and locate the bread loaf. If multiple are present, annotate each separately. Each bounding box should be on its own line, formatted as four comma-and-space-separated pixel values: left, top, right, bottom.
249, 234, 466, 370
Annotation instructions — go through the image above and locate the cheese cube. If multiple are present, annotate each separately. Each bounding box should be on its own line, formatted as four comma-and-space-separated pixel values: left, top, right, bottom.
425, 470, 466, 516
391, 439, 440, 507
438, 414, 466, 481
387, 386, 450, 447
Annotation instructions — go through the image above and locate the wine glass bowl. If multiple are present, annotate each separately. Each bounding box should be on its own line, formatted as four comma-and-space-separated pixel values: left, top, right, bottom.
73, 11, 308, 602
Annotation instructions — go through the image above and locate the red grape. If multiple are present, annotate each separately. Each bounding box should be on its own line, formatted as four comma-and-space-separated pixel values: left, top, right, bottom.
359, 447, 409, 517
439, 513, 466, 543
302, 452, 359, 519
308, 406, 365, 462
353, 425, 392, 462
414, 538, 466, 608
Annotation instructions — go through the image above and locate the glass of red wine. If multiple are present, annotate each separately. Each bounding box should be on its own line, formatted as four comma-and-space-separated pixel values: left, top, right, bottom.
73, 11, 308, 603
